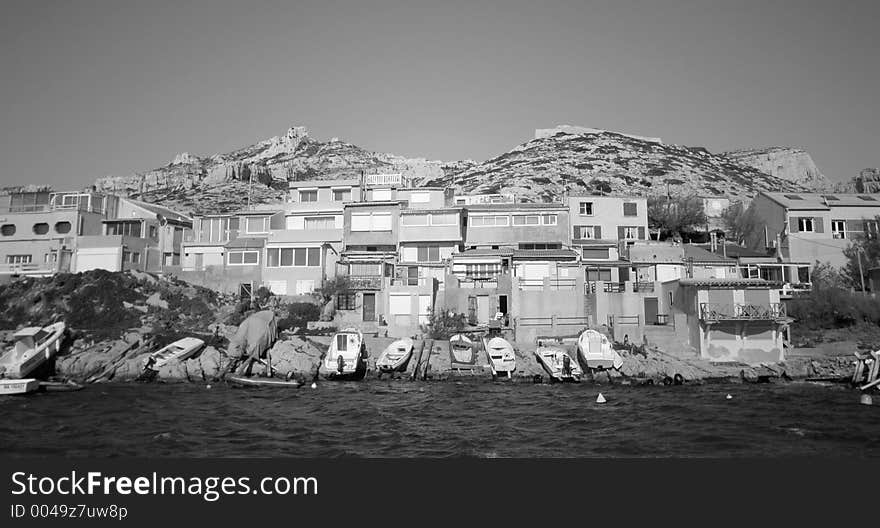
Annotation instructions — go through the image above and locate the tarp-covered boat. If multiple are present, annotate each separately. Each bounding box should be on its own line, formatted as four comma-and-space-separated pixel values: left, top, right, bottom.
577, 329, 623, 370
228, 310, 278, 361
535, 341, 583, 383
484, 336, 516, 378
320, 328, 367, 380
376, 338, 414, 373
0, 322, 66, 379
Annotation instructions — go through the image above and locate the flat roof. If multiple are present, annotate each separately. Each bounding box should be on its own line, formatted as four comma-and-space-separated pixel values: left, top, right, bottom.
465, 203, 567, 212
762, 192, 880, 210
677, 278, 784, 288
288, 179, 361, 189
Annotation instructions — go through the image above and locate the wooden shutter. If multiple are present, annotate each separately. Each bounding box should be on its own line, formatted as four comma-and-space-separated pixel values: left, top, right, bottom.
814, 218, 824, 233
594, 226, 602, 239
617, 226, 625, 239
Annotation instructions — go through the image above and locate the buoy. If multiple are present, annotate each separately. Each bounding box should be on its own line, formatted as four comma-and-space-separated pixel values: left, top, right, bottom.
206, 384, 212, 389
310, 382, 317, 389
596, 393, 606, 404
726, 394, 733, 400
860, 394, 873, 406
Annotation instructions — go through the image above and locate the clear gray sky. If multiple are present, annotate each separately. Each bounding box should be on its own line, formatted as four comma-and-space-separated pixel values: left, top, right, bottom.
1, 0, 877, 188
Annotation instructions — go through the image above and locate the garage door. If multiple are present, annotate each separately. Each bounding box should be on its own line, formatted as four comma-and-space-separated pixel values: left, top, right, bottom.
76, 248, 121, 272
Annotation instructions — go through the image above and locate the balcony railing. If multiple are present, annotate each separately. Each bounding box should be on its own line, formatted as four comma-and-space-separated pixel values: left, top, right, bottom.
699, 303, 787, 322
456, 277, 500, 289
347, 275, 384, 290
633, 281, 655, 293
518, 277, 577, 291
608, 314, 640, 327
603, 282, 626, 293
0, 263, 59, 275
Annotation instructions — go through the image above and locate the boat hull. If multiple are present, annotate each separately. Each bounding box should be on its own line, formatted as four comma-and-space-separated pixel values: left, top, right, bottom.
535, 349, 583, 383
0, 378, 40, 395
0, 322, 66, 379
376, 339, 414, 373
577, 330, 623, 371
228, 375, 303, 388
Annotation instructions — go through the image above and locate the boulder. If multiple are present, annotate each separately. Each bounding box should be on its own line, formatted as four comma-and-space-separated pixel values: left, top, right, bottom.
145, 292, 169, 310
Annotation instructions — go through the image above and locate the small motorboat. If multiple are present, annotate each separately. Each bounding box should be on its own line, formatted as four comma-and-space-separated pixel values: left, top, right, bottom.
228, 375, 303, 388
577, 329, 623, 371
376, 338, 414, 374
0, 378, 40, 395
484, 336, 516, 379
143, 337, 205, 372
0, 322, 66, 379
319, 328, 367, 381
535, 340, 583, 383
449, 334, 477, 365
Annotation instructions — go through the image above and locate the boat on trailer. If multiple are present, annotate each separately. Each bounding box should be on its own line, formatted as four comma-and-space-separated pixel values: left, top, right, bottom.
535, 340, 583, 383
143, 337, 205, 372
484, 336, 516, 379
376, 338, 414, 374
320, 328, 367, 381
0, 322, 66, 380
577, 329, 623, 371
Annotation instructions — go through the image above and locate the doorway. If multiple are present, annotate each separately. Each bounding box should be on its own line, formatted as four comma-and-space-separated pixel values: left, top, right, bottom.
644, 297, 659, 325
362, 293, 376, 322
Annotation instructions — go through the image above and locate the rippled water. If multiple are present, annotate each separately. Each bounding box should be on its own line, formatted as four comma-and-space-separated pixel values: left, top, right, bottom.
1, 380, 878, 457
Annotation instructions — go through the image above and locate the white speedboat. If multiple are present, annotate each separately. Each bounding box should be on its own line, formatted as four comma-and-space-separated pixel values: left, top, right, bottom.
535, 341, 583, 383
449, 334, 476, 365
484, 336, 516, 379
577, 329, 623, 371
0, 378, 40, 395
0, 322, 66, 379
320, 328, 367, 380
376, 338, 414, 374
143, 337, 205, 372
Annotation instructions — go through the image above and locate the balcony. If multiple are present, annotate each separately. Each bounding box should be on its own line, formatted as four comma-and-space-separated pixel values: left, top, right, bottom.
603, 282, 626, 293
518, 277, 577, 291
347, 275, 384, 290
633, 281, 654, 293
699, 303, 787, 322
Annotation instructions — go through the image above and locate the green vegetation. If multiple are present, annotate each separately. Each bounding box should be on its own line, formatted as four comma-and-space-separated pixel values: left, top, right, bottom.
422, 309, 467, 339
647, 195, 707, 240
720, 201, 761, 248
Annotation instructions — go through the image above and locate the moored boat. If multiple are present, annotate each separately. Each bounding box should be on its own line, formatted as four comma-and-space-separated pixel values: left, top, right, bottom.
0, 378, 40, 395
484, 336, 516, 379
143, 337, 206, 372
577, 329, 623, 371
535, 341, 582, 383
319, 328, 367, 381
228, 375, 303, 388
0, 322, 66, 379
449, 334, 477, 364
376, 338, 414, 374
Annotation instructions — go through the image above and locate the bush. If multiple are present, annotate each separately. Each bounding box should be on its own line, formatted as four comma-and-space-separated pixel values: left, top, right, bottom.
277, 302, 321, 333
422, 309, 467, 339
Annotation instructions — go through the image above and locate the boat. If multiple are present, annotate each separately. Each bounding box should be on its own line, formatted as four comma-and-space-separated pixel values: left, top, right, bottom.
319, 328, 367, 381
577, 329, 623, 371
228, 375, 303, 388
376, 338, 414, 373
535, 341, 583, 383
484, 336, 516, 379
0, 322, 66, 379
0, 378, 40, 395
143, 337, 205, 372
449, 334, 477, 365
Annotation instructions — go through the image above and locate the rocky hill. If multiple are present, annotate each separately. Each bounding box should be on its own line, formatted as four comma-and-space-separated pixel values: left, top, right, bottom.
91, 126, 471, 214
427, 128, 808, 202
724, 147, 832, 192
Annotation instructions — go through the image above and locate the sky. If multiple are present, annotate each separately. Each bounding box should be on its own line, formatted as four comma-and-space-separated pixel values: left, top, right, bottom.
0, 0, 877, 189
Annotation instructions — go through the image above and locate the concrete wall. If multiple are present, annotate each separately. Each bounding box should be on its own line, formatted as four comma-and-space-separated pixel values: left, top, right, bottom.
167, 264, 261, 294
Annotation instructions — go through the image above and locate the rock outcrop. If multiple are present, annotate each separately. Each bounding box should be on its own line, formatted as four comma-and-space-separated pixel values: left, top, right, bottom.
724, 147, 832, 192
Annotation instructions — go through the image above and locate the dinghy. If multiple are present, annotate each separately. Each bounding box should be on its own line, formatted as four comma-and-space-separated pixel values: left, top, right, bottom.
577, 329, 623, 371
228, 375, 303, 388
143, 337, 205, 372
484, 336, 516, 379
0, 322, 66, 379
449, 334, 477, 365
376, 338, 414, 374
535, 341, 582, 383
0, 378, 40, 395
319, 328, 367, 381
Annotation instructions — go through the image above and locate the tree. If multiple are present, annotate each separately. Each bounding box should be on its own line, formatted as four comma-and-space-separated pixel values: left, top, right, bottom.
647, 195, 708, 240
421, 308, 467, 339
312, 276, 351, 304
843, 229, 880, 291
720, 201, 761, 248
809, 261, 848, 290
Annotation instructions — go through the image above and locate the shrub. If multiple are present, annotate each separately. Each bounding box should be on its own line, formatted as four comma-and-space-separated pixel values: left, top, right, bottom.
277, 302, 322, 333
422, 309, 467, 339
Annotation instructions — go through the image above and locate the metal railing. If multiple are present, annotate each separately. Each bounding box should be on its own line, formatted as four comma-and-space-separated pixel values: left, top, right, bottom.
518, 277, 577, 291
0, 263, 59, 275
603, 282, 626, 293
634, 281, 655, 293
699, 303, 787, 322
608, 314, 640, 327
347, 275, 384, 290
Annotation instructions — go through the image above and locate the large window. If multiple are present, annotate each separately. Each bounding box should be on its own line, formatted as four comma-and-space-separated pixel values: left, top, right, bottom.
332, 188, 351, 202
228, 250, 260, 265
9, 192, 50, 212
579, 202, 594, 215
586, 268, 613, 281
623, 202, 638, 216
582, 248, 610, 259
245, 216, 270, 234
106, 221, 142, 237
266, 247, 321, 267
519, 243, 561, 250
574, 225, 600, 239
797, 217, 814, 233
351, 212, 392, 232
622, 226, 640, 240
417, 246, 441, 262
336, 293, 357, 311
304, 216, 335, 230
469, 215, 509, 227
198, 217, 239, 243
831, 220, 846, 239
512, 215, 540, 226
462, 263, 502, 279
430, 213, 457, 226
5, 255, 32, 264
299, 190, 318, 202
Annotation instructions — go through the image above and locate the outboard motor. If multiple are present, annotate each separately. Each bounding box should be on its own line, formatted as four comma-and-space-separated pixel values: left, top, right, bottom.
337, 354, 346, 374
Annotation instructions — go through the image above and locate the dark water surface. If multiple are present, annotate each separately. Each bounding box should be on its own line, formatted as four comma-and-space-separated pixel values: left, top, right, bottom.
1, 380, 878, 457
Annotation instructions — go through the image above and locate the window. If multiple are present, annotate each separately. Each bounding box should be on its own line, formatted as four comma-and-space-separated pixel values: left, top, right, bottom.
831, 220, 846, 239
623, 227, 639, 240
245, 216, 270, 234
351, 212, 392, 231
586, 268, 612, 281
54, 221, 71, 234
402, 214, 429, 226
131, 252, 141, 264
266, 247, 321, 267
623, 202, 638, 216
336, 293, 356, 310
798, 218, 814, 232
462, 263, 502, 279
198, 217, 238, 243
304, 216, 334, 230
519, 243, 561, 250
299, 190, 318, 202
1, 224, 15, 236
542, 214, 557, 225
149, 225, 158, 239
372, 188, 393, 201
582, 248, 610, 259
122, 250, 130, 263
579, 202, 593, 215
513, 215, 540, 226
32, 223, 49, 235
574, 225, 600, 239
106, 221, 142, 237
417, 246, 441, 262
430, 213, 457, 226
469, 215, 509, 227
228, 250, 260, 265
5, 255, 32, 265
409, 192, 430, 203
332, 188, 352, 202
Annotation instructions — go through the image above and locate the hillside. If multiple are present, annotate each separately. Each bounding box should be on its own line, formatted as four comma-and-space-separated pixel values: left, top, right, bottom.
724, 147, 832, 192
427, 128, 808, 201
